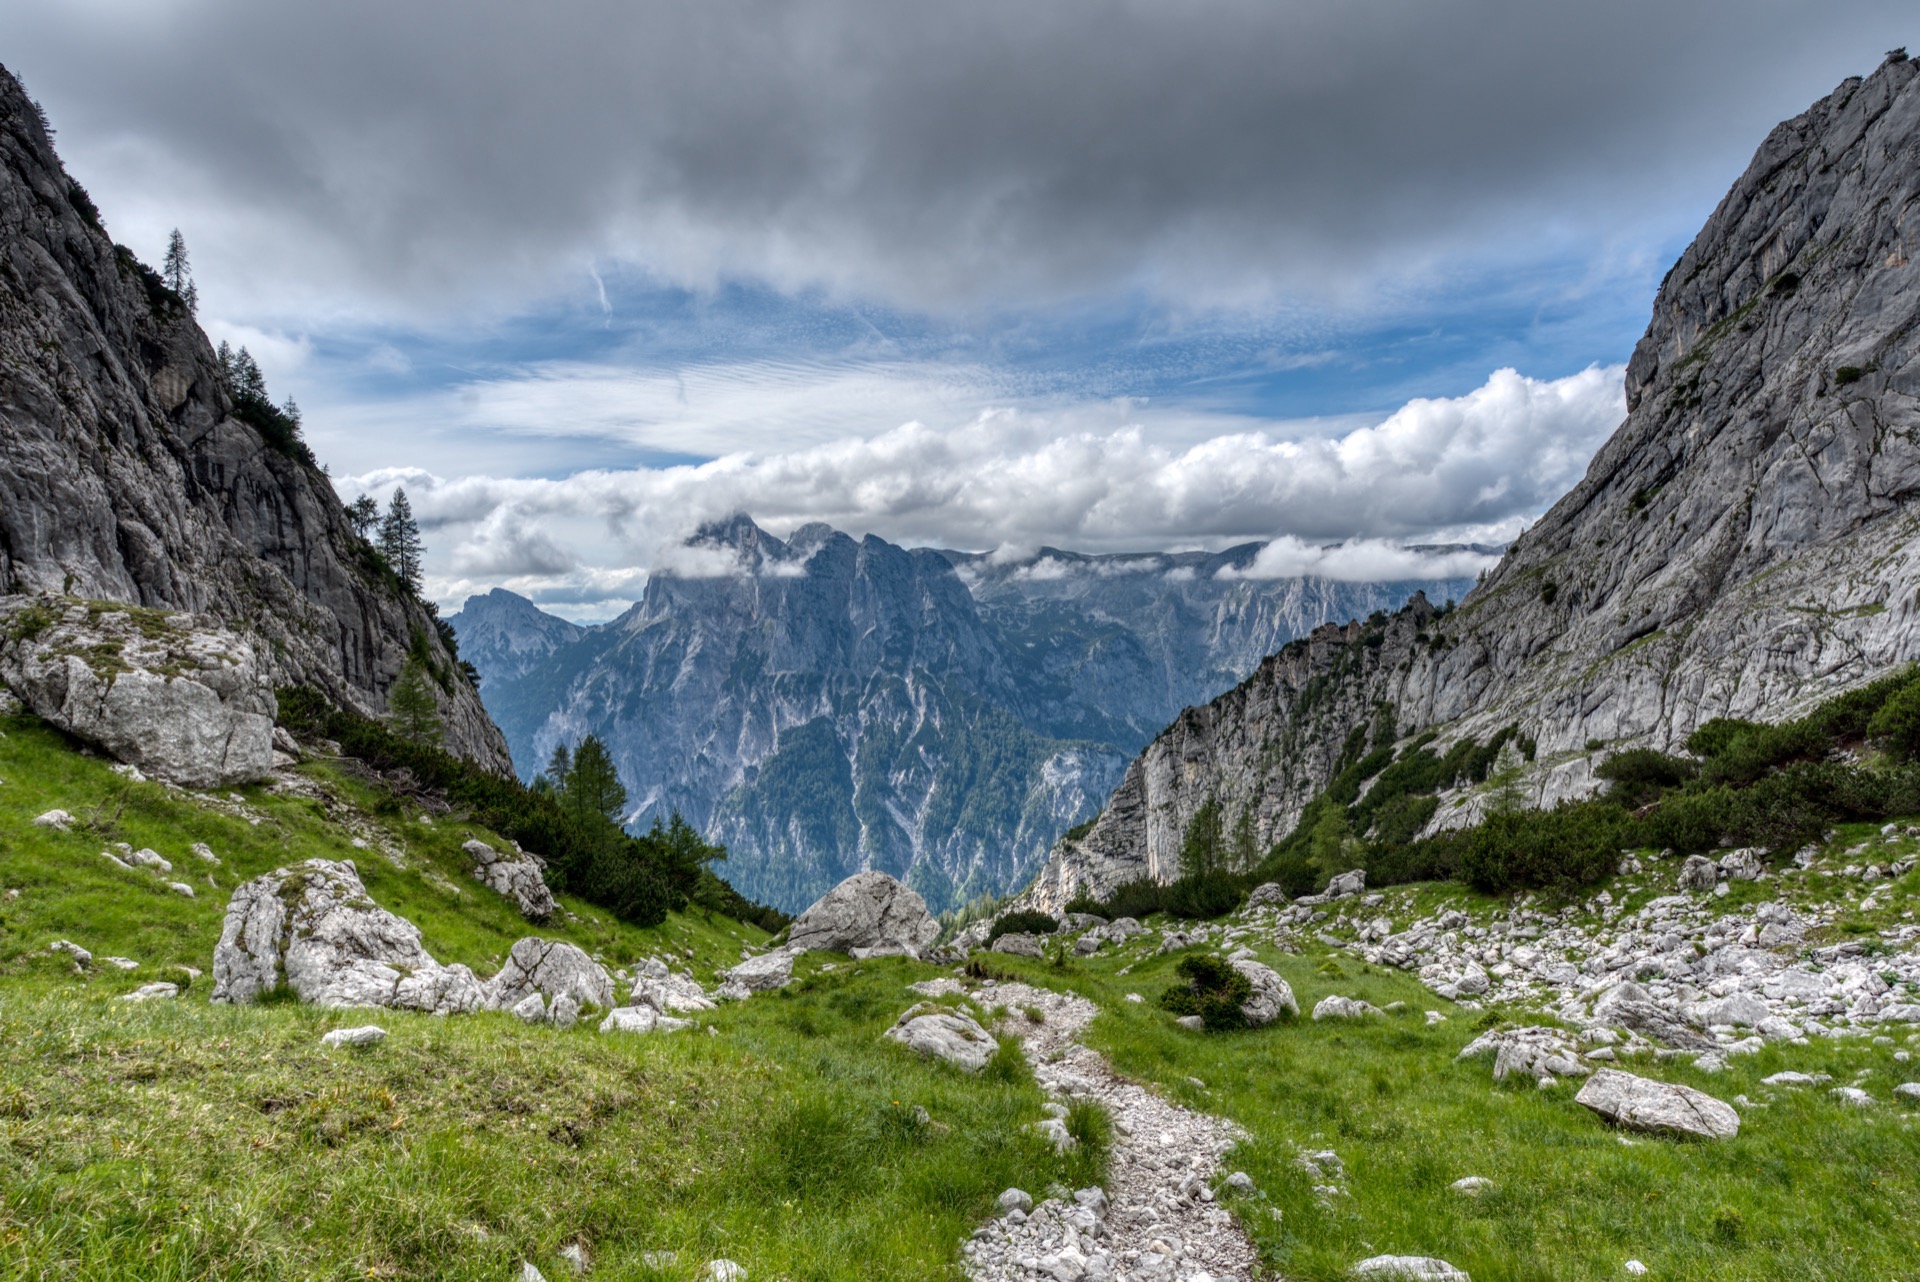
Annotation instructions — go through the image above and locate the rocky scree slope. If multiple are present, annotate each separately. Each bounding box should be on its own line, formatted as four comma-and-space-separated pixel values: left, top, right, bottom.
1029, 55, 1920, 908
454, 518, 1472, 913
0, 65, 507, 772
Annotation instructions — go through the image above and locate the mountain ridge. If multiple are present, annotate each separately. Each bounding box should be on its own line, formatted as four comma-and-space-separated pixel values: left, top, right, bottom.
1022, 52, 1920, 910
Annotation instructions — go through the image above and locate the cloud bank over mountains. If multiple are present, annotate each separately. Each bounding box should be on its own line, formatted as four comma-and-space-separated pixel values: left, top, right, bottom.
341, 364, 1624, 617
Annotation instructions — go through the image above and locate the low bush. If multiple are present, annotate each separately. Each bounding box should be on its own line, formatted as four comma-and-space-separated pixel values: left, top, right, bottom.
1454, 801, 1624, 893
1596, 747, 1697, 807
1162, 869, 1244, 919
1159, 955, 1253, 1031
988, 910, 1058, 943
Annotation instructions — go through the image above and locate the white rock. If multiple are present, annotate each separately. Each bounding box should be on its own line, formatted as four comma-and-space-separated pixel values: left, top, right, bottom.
49, 939, 91, 967
1892, 1082, 1920, 1101
599, 1005, 690, 1035
633, 970, 716, 1013
461, 838, 556, 923
190, 842, 220, 865
1450, 1176, 1493, 1196
704, 1260, 746, 1282
1231, 958, 1298, 1025
1351, 1255, 1470, 1280
210, 860, 489, 1014
884, 1002, 999, 1071
998, 1188, 1034, 1213
1829, 1086, 1875, 1107
321, 1025, 387, 1047
1325, 869, 1367, 900
520, 1265, 546, 1282
1625, 1262, 1649, 1277
786, 871, 940, 957
120, 982, 178, 1002
1677, 856, 1718, 891
1312, 995, 1382, 1020
722, 948, 796, 993
167, 881, 195, 898
549, 993, 580, 1030
1574, 1069, 1739, 1140
991, 931, 1045, 957
489, 937, 616, 1012
511, 992, 548, 1024
32, 809, 74, 830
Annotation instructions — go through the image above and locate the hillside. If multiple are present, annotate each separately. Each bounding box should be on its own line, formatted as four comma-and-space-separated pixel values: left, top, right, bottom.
0, 64, 507, 771
452, 519, 1476, 913
1026, 52, 1920, 909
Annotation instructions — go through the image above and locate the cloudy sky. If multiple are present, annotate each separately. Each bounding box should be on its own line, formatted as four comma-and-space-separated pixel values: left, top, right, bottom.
10, 2, 1913, 618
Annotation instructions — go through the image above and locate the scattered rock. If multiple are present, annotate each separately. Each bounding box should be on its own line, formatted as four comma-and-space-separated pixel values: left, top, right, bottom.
321, 1025, 387, 1047
1719, 848, 1764, 881
1351, 1256, 1470, 1280
557, 1243, 589, 1275
1893, 1082, 1920, 1101
49, 939, 91, 967
1829, 1086, 1875, 1107
120, 982, 178, 1002
1230, 958, 1298, 1025
1591, 982, 1711, 1049
190, 842, 220, 865
1458, 1026, 1590, 1083
210, 860, 489, 1014
786, 871, 940, 957
885, 1002, 1000, 1071
490, 937, 616, 1012
1574, 1069, 1739, 1140
997, 1188, 1033, 1214
1450, 1177, 1492, 1197
511, 992, 548, 1024
722, 947, 796, 993
599, 1005, 691, 1035
704, 1260, 746, 1282
990, 932, 1044, 957
1312, 995, 1382, 1021
1677, 855, 1719, 891
461, 838, 556, 923
1325, 869, 1367, 900
32, 808, 74, 830
167, 881, 195, 898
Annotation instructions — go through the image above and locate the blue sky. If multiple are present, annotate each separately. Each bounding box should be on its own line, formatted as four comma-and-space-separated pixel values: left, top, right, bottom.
10, 1, 1913, 618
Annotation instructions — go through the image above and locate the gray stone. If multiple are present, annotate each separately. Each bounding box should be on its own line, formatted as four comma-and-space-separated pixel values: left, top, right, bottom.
884, 1002, 999, 1071
1592, 981, 1711, 1049
49, 939, 91, 967
723, 947, 796, 992
549, 993, 580, 1030
1450, 1177, 1493, 1196
0, 602, 276, 787
1574, 1069, 1739, 1140
32, 809, 74, 830
510, 992, 548, 1023
1351, 1256, 1470, 1280
992, 932, 1045, 957
1893, 1082, 1920, 1101
461, 838, 555, 923
320, 1025, 387, 1048
120, 982, 178, 1002
1325, 869, 1366, 900
786, 871, 940, 957
599, 1005, 691, 1035
1312, 995, 1382, 1021
1231, 958, 1298, 1025
998, 1187, 1034, 1214
632, 969, 716, 1013
1830, 1086, 1876, 1107
704, 1260, 745, 1282
488, 937, 615, 1012
211, 860, 489, 1014
1691, 993, 1769, 1028
1175, 1015, 1206, 1031
1677, 856, 1719, 892
1718, 848, 1764, 881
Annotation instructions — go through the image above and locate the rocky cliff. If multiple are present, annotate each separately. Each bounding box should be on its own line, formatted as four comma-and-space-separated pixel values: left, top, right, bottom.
1025, 53, 1920, 909
452, 518, 1476, 912
0, 65, 509, 771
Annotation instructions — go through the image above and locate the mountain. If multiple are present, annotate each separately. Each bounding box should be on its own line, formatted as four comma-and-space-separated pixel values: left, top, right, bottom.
1023, 53, 1920, 909
0, 65, 509, 772
452, 518, 1478, 911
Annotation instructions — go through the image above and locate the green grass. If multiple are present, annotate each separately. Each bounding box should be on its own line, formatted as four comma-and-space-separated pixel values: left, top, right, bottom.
983, 931, 1920, 1281
0, 715, 1103, 1278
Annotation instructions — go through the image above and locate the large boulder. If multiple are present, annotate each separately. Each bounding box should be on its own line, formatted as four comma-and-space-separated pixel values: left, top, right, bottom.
211, 860, 488, 1013
1574, 1069, 1740, 1140
488, 937, 615, 1012
0, 598, 274, 787
721, 947, 796, 993
462, 838, 556, 923
1324, 869, 1366, 900
1231, 959, 1298, 1025
786, 871, 940, 958
883, 1002, 999, 1071
991, 932, 1045, 958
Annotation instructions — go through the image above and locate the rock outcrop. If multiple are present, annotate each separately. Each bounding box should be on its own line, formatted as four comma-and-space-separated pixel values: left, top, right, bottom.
884, 1002, 1000, 1071
1575, 1069, 1740, 1140
461, 838, 555, 923
1022, 54, 1920, 908
488, 937, 615, 1012
210, 860, 490, 1014
786, 871, 941, 958
0, 597, 274, 786
0, 66, 509, 773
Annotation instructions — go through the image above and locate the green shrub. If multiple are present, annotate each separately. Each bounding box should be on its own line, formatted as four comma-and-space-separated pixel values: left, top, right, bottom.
1159, 955, 1253, 1031
1456, 802, 1623, 893
1162, 869, 1244, 919
1595, 747, 1697, 807
1868, 676, 1920, 760
988, 911, 1058, 943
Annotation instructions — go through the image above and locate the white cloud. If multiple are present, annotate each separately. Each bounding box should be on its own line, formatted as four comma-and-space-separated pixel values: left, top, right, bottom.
1216, 538, 1498, 582
346, 364, 1622, 615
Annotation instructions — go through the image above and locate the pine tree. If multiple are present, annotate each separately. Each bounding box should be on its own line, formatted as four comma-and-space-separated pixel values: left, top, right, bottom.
1178, 796, 1225, 876
232, 347, 268, 403
566, 736, 628, 828
345, 494, 380, 539
216, 341, 235, 387
162, 229, 196, 313
387, 657, 442, 747
378, 488, 424, 591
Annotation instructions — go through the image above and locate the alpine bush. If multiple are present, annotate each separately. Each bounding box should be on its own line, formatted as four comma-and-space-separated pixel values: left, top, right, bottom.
1159, 955, 1253, 1031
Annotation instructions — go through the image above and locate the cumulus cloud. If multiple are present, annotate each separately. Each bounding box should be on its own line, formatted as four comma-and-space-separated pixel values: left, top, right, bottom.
1216, 539, 1497, 583
341, 364, 1623, 614
446, 505, 576, 577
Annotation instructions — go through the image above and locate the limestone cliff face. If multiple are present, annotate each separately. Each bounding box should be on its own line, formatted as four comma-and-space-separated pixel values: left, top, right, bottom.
0, 66, 509, 771
1026, 55, 1920, 910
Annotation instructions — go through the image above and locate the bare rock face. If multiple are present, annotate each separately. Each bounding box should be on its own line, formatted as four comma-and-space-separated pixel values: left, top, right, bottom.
488, 937, 615, 1012
210, 860, 488, 1014
883, 1002, 1000, 1071
1020, 55, 1920, 908
461, 838, 555, 923
1575, 1068, 1740, 1140
786, 871, 940, 958
0, 69, 508, 774
0, 597, 274, 786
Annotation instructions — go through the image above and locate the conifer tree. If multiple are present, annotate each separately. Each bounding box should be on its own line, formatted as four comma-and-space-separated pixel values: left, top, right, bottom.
345, 494, 380, 539
566, 735, 628, 829
387, 657, 442, 747
378, 488, 425, 591
162, 228, 197, 313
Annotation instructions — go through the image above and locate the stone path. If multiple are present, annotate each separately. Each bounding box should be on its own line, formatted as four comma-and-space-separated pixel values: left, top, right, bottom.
961, 979, 1260, 1282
